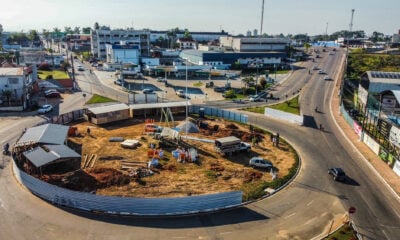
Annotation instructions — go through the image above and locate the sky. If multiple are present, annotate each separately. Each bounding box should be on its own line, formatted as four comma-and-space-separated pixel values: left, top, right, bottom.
0, 0, 399, 36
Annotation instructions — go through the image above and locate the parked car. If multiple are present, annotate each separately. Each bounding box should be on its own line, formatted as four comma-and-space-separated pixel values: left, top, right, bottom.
37, 104, 53, 114
213, 87, 225, 93
249, 157, 273, 169
142, 89, 154, 94
114, 79, 122, 86
328, 167, 346, 181
77, 65, 84, 71
205, 81, 214, 88
323, 75, 332, 80
45, 91, 61, 98
157, 77, 166, 82
318, 70, 326, 74
176, 89, 185, 97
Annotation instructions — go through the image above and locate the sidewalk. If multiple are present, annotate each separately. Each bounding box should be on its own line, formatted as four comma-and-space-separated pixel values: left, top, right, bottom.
331, 78, 400, 198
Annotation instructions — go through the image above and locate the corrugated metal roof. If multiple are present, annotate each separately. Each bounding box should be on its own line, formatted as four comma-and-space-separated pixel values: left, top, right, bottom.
130, 101, 191, 110
367, 71, 400, 83
23, 145, 80, 168
45, 145, 80, 159
88, 103, 129, 115
23, 147, 58, 167
17, 124, 69, 145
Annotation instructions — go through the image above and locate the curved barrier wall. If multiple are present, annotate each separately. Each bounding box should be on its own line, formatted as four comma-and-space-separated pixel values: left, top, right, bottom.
13, 107, 247, 216
13, 161, 242, 216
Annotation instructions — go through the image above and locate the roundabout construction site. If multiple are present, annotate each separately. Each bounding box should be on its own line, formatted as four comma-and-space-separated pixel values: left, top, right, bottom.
11, 107, 299, 216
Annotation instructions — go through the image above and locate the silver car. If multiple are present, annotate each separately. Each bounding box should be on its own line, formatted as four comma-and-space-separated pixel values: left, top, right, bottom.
249, 157, 273, 169
37, 104, 53, 114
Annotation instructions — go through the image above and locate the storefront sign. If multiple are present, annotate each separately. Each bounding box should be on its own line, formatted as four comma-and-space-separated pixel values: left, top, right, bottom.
378, 119, 392, 138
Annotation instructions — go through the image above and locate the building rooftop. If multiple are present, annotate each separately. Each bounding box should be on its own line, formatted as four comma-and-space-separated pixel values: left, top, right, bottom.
23, 144, 80, 168
87, 103, 130, 115
17, 124, 69, 146
130, 101, 191, 110
367, 71, 400, 82
0, 67, 24, 76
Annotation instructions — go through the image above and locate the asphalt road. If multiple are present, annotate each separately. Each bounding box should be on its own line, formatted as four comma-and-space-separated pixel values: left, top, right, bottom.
0, 48, 399, 239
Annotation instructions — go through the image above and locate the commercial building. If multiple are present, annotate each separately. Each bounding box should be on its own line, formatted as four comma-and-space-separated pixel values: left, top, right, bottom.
91, 27, 150, 60
106, 43, 140, 65
392, 30, 400, 43
358, 71, 400, 111
219, 36, 290, 52
150, 30, 229, 43
180, 49, 286, 68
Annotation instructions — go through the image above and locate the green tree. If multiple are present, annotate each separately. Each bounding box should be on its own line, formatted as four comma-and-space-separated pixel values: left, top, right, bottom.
7, 32, 28, 45
73, 26, 81, 34
64, 26, 73, 35
1, 90, 12, 106
183, 29, 192, 39
371, 31, 384, 43
53, 27, 61, 40
28, 29, 39, 41
259, 77, 267, 89
304, 43, 312, 53
82, 27, 91, 34
94, 22, 100, 30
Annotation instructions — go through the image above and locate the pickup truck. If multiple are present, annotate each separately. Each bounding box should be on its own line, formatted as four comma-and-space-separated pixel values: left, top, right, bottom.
215, 136, 251, 155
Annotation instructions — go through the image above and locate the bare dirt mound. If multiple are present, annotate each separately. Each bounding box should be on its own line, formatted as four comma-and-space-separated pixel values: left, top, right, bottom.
42, 168, 130, 192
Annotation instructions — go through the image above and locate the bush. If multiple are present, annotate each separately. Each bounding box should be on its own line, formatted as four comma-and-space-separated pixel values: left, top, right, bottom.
244, 87, 256, 95
223, 89, 236, 98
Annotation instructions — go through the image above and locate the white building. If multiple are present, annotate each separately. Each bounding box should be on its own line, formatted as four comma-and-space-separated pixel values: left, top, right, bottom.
0, 67, 35, 111
219, 36, 290, 52
392, 30, 400, 43
177, 38, 197, 49
106, 43, 140, 65
91, 27, 150, 60
149, 30, 229, 43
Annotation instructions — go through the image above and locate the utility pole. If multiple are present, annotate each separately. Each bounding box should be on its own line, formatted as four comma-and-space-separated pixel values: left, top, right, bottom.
325, 22, 329, 41
260, 0, 265, 36
349, 9, 355, 33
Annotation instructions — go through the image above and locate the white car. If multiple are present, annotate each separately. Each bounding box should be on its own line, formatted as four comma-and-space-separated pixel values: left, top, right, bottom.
37, 104, 53, 114
249, 157, 273, 169
324, 75, 332, 80
176, 89, 185, 97
77, 65, 84, 71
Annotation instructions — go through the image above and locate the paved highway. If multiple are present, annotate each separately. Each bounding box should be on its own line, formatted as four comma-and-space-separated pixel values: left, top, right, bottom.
0, 49, 399, 239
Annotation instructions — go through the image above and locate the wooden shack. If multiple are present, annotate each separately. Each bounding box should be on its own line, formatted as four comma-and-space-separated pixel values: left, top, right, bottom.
84, 103, 131, 125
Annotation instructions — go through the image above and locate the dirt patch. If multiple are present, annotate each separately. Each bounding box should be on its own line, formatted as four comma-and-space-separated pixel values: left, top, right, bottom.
43, 118, 296, 198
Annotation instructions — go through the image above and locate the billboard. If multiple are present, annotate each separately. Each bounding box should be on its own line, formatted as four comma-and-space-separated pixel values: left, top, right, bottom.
389, 125, 400, 148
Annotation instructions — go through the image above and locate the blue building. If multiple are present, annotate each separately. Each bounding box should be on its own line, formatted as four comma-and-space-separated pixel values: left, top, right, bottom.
180, 50, 287, 68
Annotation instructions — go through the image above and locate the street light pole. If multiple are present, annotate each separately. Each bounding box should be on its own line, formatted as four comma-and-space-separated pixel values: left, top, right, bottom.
185, 58, 188, 138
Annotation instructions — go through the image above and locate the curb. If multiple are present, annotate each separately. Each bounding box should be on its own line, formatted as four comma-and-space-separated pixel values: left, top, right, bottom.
328, 55, 400, 203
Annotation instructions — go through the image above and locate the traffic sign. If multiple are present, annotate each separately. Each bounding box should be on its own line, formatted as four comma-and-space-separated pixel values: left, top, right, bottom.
349, 206, 356, 214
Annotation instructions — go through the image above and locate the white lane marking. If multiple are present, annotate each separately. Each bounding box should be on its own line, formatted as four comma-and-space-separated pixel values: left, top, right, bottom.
307, 200, 314, 206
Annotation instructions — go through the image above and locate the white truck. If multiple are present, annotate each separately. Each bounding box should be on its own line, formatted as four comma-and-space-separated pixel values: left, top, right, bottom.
215, 136, 251, 155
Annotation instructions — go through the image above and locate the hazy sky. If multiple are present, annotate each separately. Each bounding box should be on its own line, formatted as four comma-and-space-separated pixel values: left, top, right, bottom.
1, 0, 399, 36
